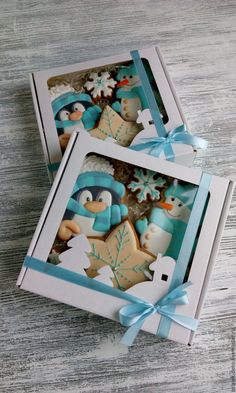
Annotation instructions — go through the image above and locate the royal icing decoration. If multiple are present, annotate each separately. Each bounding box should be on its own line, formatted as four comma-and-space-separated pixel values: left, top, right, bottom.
80, 154, 114, 175
112, 64, 148, 122
127, 168, 166, 203
89, 105, 141, 147
58, 155, 128, 240
86, 219, 155, 291
49, 84, 77, 101
49, 84, 101, 149
84, 72, 117, 99
135, 181, 197, 257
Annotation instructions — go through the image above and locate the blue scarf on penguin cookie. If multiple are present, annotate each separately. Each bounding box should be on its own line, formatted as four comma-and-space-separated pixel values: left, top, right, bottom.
67, 198, 127, 232
52, 92, 101, 130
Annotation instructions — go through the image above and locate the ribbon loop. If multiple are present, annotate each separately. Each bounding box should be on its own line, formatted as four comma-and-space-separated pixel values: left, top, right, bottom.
130, 124, 208, 161
23, 257, 199, 347
119, 282, 198, 346
119, 303, 155, 327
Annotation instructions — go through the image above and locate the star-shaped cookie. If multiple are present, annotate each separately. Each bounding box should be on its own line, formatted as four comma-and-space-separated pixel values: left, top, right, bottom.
86, 219, 155, 291
89, 105, 142, 147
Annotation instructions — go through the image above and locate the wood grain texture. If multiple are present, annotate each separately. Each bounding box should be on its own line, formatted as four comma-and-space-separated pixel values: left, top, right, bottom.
0, 0, 235, 392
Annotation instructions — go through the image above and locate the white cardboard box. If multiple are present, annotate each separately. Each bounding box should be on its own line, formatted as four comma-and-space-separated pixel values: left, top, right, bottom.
30, 47, 197, 181
17, 132, 234, 345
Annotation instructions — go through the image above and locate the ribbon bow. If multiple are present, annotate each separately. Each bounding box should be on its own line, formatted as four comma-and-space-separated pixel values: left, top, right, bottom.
119, 282, 199, 346
130, 124, 208, 162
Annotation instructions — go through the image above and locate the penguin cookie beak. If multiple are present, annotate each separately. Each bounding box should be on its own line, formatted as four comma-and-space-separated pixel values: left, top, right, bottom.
69, 111, 83, 121
84, 201, 107, 213
117, 79, 129, 87
157, 201, 173, 211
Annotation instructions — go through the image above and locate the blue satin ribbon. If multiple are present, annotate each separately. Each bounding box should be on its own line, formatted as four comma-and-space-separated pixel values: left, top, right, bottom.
47, 161, 61, 173
23, 256, 198, 346
157, 172, 211, 338
131, 50, 167, 138
130, 124, 208, 161
120, 282, 198, 346
130, 50, 208, 161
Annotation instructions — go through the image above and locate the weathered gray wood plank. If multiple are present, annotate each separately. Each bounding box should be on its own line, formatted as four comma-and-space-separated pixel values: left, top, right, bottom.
0, 1, 235, 392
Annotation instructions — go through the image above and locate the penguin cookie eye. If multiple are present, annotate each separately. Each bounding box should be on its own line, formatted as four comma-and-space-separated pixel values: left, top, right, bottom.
97, 191, 112, 206
122, 75, 127, 79
58, 110, 70, 120
171, 197, 175, 202
178, 203, 183, 207
73, 103, 85, 113
129, 75, 133, 78
78, 190, 93, 205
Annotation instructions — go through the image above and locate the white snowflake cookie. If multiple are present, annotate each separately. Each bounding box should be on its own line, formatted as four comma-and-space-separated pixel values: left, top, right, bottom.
84, 72, 117, 99
127, 168, 166, 203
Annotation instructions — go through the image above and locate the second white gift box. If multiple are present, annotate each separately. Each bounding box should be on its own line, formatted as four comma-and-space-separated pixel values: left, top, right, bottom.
30, 47, 208, 179
17, 132, 233, 346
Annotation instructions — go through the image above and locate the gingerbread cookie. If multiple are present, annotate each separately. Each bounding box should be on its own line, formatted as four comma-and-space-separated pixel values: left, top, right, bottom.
58, 155, 128, 240
86, 219, 156, 291
135, 181, 197, 258
49, 84, 101, 150
89, 105, 141, 147
112, 63, 148, 122
127, 168, 166, 203
84, 72, 117, 99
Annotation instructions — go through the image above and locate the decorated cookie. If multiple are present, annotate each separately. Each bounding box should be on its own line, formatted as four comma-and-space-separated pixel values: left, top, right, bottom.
49, 84, 101, 149
112, 63, 148, 121
84, 72, 117, 99
58, 155, 128, 241
135, 181, 197, 258
89, 105, 141, 146
127, 168, 166, 203
86, 219, 156, 291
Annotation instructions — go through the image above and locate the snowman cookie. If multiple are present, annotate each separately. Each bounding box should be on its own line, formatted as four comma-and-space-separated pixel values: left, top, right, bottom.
112, 64, 148, 122
135, 181, 197, 258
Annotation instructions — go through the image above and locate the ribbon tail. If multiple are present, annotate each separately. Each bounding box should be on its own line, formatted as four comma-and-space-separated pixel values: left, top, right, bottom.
162, 310, 199, 332
130, 142, 156, 152
120, 318, 145, 346
174, 134, 208, 150
163, 143, 175, 162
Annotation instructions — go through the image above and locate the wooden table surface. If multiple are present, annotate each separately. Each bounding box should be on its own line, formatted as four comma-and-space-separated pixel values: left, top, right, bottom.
0, 1, 236, 392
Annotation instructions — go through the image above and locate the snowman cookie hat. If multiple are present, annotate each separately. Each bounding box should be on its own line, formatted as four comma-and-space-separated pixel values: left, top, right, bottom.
116, 63, 138, 81
165, 179, 197, 210
49, 84, 101, 129
72, 155, 126, 199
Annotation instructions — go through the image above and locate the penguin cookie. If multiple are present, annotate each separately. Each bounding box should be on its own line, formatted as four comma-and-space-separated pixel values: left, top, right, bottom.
49, 84, 101, 149
58, 155, 128, 240
112, 63, 148, 122
135, 181, 197, 258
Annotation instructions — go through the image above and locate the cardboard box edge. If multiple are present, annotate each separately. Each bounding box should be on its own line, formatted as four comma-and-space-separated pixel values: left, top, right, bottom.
16, 132, 79, 287
188, 179, 235, 345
